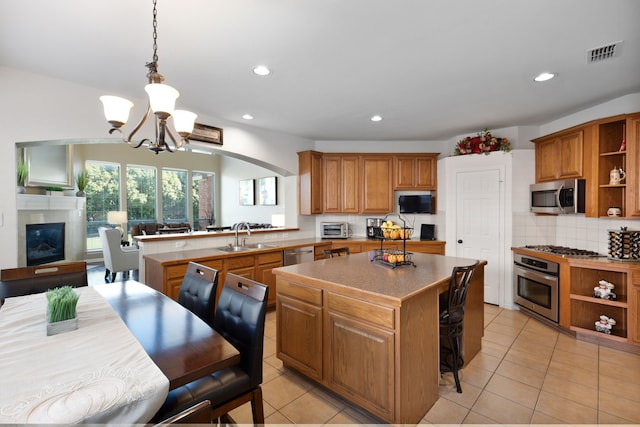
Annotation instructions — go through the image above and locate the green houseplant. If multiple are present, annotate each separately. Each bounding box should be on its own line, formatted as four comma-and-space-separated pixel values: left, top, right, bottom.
46, 286, 80, 335
76, 169, 89, 197
17, 158, 28, 193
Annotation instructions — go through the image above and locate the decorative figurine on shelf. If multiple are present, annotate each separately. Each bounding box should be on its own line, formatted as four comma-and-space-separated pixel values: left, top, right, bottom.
595, 315, 616, 334
594, 280, 617, 300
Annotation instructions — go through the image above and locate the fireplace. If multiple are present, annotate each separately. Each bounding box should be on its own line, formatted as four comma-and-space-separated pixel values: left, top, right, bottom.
26, 222, 65, 266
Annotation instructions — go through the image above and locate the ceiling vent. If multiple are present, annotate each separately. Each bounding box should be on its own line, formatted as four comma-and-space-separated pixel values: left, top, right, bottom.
587, 41, 622, 63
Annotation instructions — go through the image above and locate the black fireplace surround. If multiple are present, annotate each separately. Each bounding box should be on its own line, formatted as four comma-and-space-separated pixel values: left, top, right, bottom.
26, 222, 65, 266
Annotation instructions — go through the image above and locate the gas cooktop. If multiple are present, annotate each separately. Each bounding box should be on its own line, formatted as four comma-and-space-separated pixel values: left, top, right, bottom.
523, 245, 605, 257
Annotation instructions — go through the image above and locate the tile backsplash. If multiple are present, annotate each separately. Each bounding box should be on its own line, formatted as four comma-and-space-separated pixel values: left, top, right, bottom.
513, 212, 640, 255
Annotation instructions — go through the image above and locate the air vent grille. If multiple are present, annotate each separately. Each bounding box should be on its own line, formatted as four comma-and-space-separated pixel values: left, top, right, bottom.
588, 41, 622, 63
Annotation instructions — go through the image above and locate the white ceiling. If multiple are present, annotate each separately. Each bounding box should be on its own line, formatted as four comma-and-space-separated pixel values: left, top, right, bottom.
1, 0, 639, 141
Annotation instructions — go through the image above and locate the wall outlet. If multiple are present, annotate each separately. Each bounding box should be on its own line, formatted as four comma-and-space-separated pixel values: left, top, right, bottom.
176, 240, 186, 249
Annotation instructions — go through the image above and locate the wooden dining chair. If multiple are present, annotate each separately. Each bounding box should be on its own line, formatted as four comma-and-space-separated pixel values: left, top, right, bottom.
152, 273, 269, 424
323, 247, 350, 259
177, 262, 219, 328
439, 261, 478, 393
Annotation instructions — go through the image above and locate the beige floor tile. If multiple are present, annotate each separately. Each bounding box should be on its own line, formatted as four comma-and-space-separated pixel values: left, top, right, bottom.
462, 410, 499, 424
480, 338, 509, 359
264, 410, 294, 424
599, 368, 640, 403
456, 363, 494, 389
530, 410, 564, 424
422, 396, 469, 424
542, 373, 598, 408
263, 335, 277, 358
262, 372, 313, 409
470, 390, 533, 424
226, 398, 277, 424
599, 390, 640, 423
264, 353, 284, 370
502, 346, 551, 372
495, 359, 546, 389
440, 379, 483, 409
484, 321, 523, 338
326, 407, 378, 424
598, 409, 640, 424
264, 317, 277, 339
280, 390, 342, 424
484, 373, 540, 409
600, 345, 640, 370
333, 405, 381, 424
512, 329, 558, 351
263, 359, 284, 383
551, 347, 599, 371
535, 390, 598, 424
466, 351, 501, 373
494, 308, 529, 325
482, 329, 518, 347
547, 358, 598, 388
483, 304, 502, 318
556, 332, 599, 356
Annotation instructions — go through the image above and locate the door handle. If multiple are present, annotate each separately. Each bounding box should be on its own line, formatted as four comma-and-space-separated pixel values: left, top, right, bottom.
457, 239, 463, 244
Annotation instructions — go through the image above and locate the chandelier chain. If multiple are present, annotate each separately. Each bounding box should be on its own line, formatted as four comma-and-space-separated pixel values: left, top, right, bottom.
151, 0, 158, 64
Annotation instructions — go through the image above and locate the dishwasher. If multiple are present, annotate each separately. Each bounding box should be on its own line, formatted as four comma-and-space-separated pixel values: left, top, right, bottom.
283, 246, 315, 266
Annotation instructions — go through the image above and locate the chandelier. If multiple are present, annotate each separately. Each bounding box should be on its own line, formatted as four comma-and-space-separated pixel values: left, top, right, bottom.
99, 0, 197, 154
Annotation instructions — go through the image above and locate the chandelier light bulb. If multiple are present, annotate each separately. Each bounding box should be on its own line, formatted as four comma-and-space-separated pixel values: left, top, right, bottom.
145, 83, 179, 116
172, 110, 197, 136
99, 95, 134, 128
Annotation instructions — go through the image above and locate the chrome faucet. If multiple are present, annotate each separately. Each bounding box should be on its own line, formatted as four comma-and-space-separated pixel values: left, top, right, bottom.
234, 222, 251, 247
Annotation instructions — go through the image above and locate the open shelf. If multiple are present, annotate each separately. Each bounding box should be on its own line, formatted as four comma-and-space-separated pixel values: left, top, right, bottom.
569, 293, 627, 308
570, 326, 629, 343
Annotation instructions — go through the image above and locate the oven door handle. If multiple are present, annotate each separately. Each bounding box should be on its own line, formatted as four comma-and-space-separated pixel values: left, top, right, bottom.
514, 264, 558, 284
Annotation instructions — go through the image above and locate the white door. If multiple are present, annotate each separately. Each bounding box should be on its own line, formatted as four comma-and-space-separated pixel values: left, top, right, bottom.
456, 169, 501, 305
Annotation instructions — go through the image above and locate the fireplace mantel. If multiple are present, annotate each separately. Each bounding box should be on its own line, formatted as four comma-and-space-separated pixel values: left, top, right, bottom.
17, 194, 85, 211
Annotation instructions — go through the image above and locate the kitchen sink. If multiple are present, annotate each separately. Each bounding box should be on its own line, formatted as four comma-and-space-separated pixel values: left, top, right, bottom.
216, 243, 277, 252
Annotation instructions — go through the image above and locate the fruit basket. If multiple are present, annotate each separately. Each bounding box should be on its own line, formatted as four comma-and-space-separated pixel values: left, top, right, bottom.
380, 219, 413, 240
371, 248, 414, 268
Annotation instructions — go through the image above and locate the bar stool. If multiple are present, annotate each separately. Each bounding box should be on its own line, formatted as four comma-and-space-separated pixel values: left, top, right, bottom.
439, 261, 478, 393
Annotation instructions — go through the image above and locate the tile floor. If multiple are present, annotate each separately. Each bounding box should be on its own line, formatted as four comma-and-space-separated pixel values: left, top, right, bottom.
88, 266, 640, 425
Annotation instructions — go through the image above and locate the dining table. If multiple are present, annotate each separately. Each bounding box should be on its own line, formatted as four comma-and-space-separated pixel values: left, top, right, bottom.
0, 280, 240, 425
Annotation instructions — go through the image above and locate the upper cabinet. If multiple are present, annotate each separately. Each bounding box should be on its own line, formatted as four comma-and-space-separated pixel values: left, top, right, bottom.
533, 128, 586, 183
298, 150, 323, 215
393, 154, 438, 190
298, 151, 438, 215
627, 114, 640, 217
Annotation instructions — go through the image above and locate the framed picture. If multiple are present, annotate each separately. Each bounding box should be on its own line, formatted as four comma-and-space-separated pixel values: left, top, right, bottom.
257, 176, 277, 205
25, 145, 74, 188
189, 122, 223, 145
239, 179, 255, 205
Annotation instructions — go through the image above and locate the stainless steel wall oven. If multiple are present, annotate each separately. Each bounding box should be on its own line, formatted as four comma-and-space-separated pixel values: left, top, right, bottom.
513, 253, 559, 323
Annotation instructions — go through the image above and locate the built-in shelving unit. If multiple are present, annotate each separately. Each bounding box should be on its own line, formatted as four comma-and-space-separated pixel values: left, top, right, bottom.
596, 119, 627, 217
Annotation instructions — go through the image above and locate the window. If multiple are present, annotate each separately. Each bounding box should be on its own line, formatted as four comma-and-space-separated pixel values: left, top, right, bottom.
85, 161, 120, 251
193, 171, 216, 231
127, 165, 157, 233
162, 168, 188, 223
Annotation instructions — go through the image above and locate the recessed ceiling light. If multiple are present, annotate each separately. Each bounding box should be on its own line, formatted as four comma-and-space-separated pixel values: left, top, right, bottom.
242, 114, 254, 120
252, 65, 271, 76
534, 72, 556, 82
371, 115, 383, 122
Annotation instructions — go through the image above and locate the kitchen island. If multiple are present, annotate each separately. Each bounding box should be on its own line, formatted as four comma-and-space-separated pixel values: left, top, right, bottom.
273, 252, 485, 424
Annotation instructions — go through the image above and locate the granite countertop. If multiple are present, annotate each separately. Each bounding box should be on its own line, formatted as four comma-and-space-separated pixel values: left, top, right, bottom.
273, 252, 484, 303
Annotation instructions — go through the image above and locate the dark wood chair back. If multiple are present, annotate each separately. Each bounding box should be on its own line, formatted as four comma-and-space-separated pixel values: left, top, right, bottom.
0, 261, 88, 303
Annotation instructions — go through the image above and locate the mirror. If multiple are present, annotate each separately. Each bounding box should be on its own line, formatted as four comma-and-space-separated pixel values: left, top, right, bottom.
25, 145, 73, 188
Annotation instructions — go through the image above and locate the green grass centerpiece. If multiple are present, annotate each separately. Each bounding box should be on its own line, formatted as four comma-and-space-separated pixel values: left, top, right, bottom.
46, 286, 80, 335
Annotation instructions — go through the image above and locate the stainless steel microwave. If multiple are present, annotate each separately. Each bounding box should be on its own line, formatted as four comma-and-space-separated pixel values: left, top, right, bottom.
321, 222, 349, 239
530, 179, 585, 214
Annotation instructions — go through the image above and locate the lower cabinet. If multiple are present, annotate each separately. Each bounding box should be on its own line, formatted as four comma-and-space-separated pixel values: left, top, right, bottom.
276, 280, 323, 380
255, 252, 283, 307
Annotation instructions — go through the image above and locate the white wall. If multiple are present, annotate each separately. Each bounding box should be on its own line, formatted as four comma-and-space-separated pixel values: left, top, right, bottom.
0, 66, 314, 269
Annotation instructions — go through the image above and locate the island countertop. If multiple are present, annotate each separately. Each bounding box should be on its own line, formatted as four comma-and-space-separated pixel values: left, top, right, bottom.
273, 252, 484, 304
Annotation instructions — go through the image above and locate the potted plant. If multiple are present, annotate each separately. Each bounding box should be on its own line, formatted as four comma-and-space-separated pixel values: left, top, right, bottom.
46, 286, 80, 335
16, 157, 28, 193
76, 169, 89, 197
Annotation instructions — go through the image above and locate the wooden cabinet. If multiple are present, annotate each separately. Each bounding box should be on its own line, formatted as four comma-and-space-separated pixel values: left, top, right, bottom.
255, 252, 283, 308
276, 279, 323, 380
298, 150, 323, 215
360, 155, 394, 214
630, 271, 640, 345
393, 154, 437, 190
533, 128, 585, 182
327, 293, 395, 420
323, 154, 359, 213
623, 114, 640, 217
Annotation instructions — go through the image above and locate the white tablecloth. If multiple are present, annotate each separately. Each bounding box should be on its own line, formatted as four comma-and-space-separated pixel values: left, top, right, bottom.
0, 286, 169, 424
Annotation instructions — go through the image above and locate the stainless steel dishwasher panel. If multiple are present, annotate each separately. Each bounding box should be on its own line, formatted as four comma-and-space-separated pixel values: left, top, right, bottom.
283, 246, 315, 266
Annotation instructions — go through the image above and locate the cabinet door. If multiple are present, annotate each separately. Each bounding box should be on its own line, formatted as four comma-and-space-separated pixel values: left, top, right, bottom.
558, 130, 584, 179
327, 312, 394, 420
323, 155, 341, 213
629, 270, 640, 345
276, 294, 323, 380
361, 156, 393, 214
393, 157, 415, 189
256, 259, 282, 308
298, 150, 323, 215
535, 138, 560, 182
415, 156, 437, 189
341, 156, 360, 213
626, 115, 640, 217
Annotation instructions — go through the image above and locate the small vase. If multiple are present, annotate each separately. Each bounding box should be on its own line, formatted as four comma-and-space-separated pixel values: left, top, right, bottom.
16, 186, 25, 194
76, 190, 86, 197
46, 316, 78, 336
